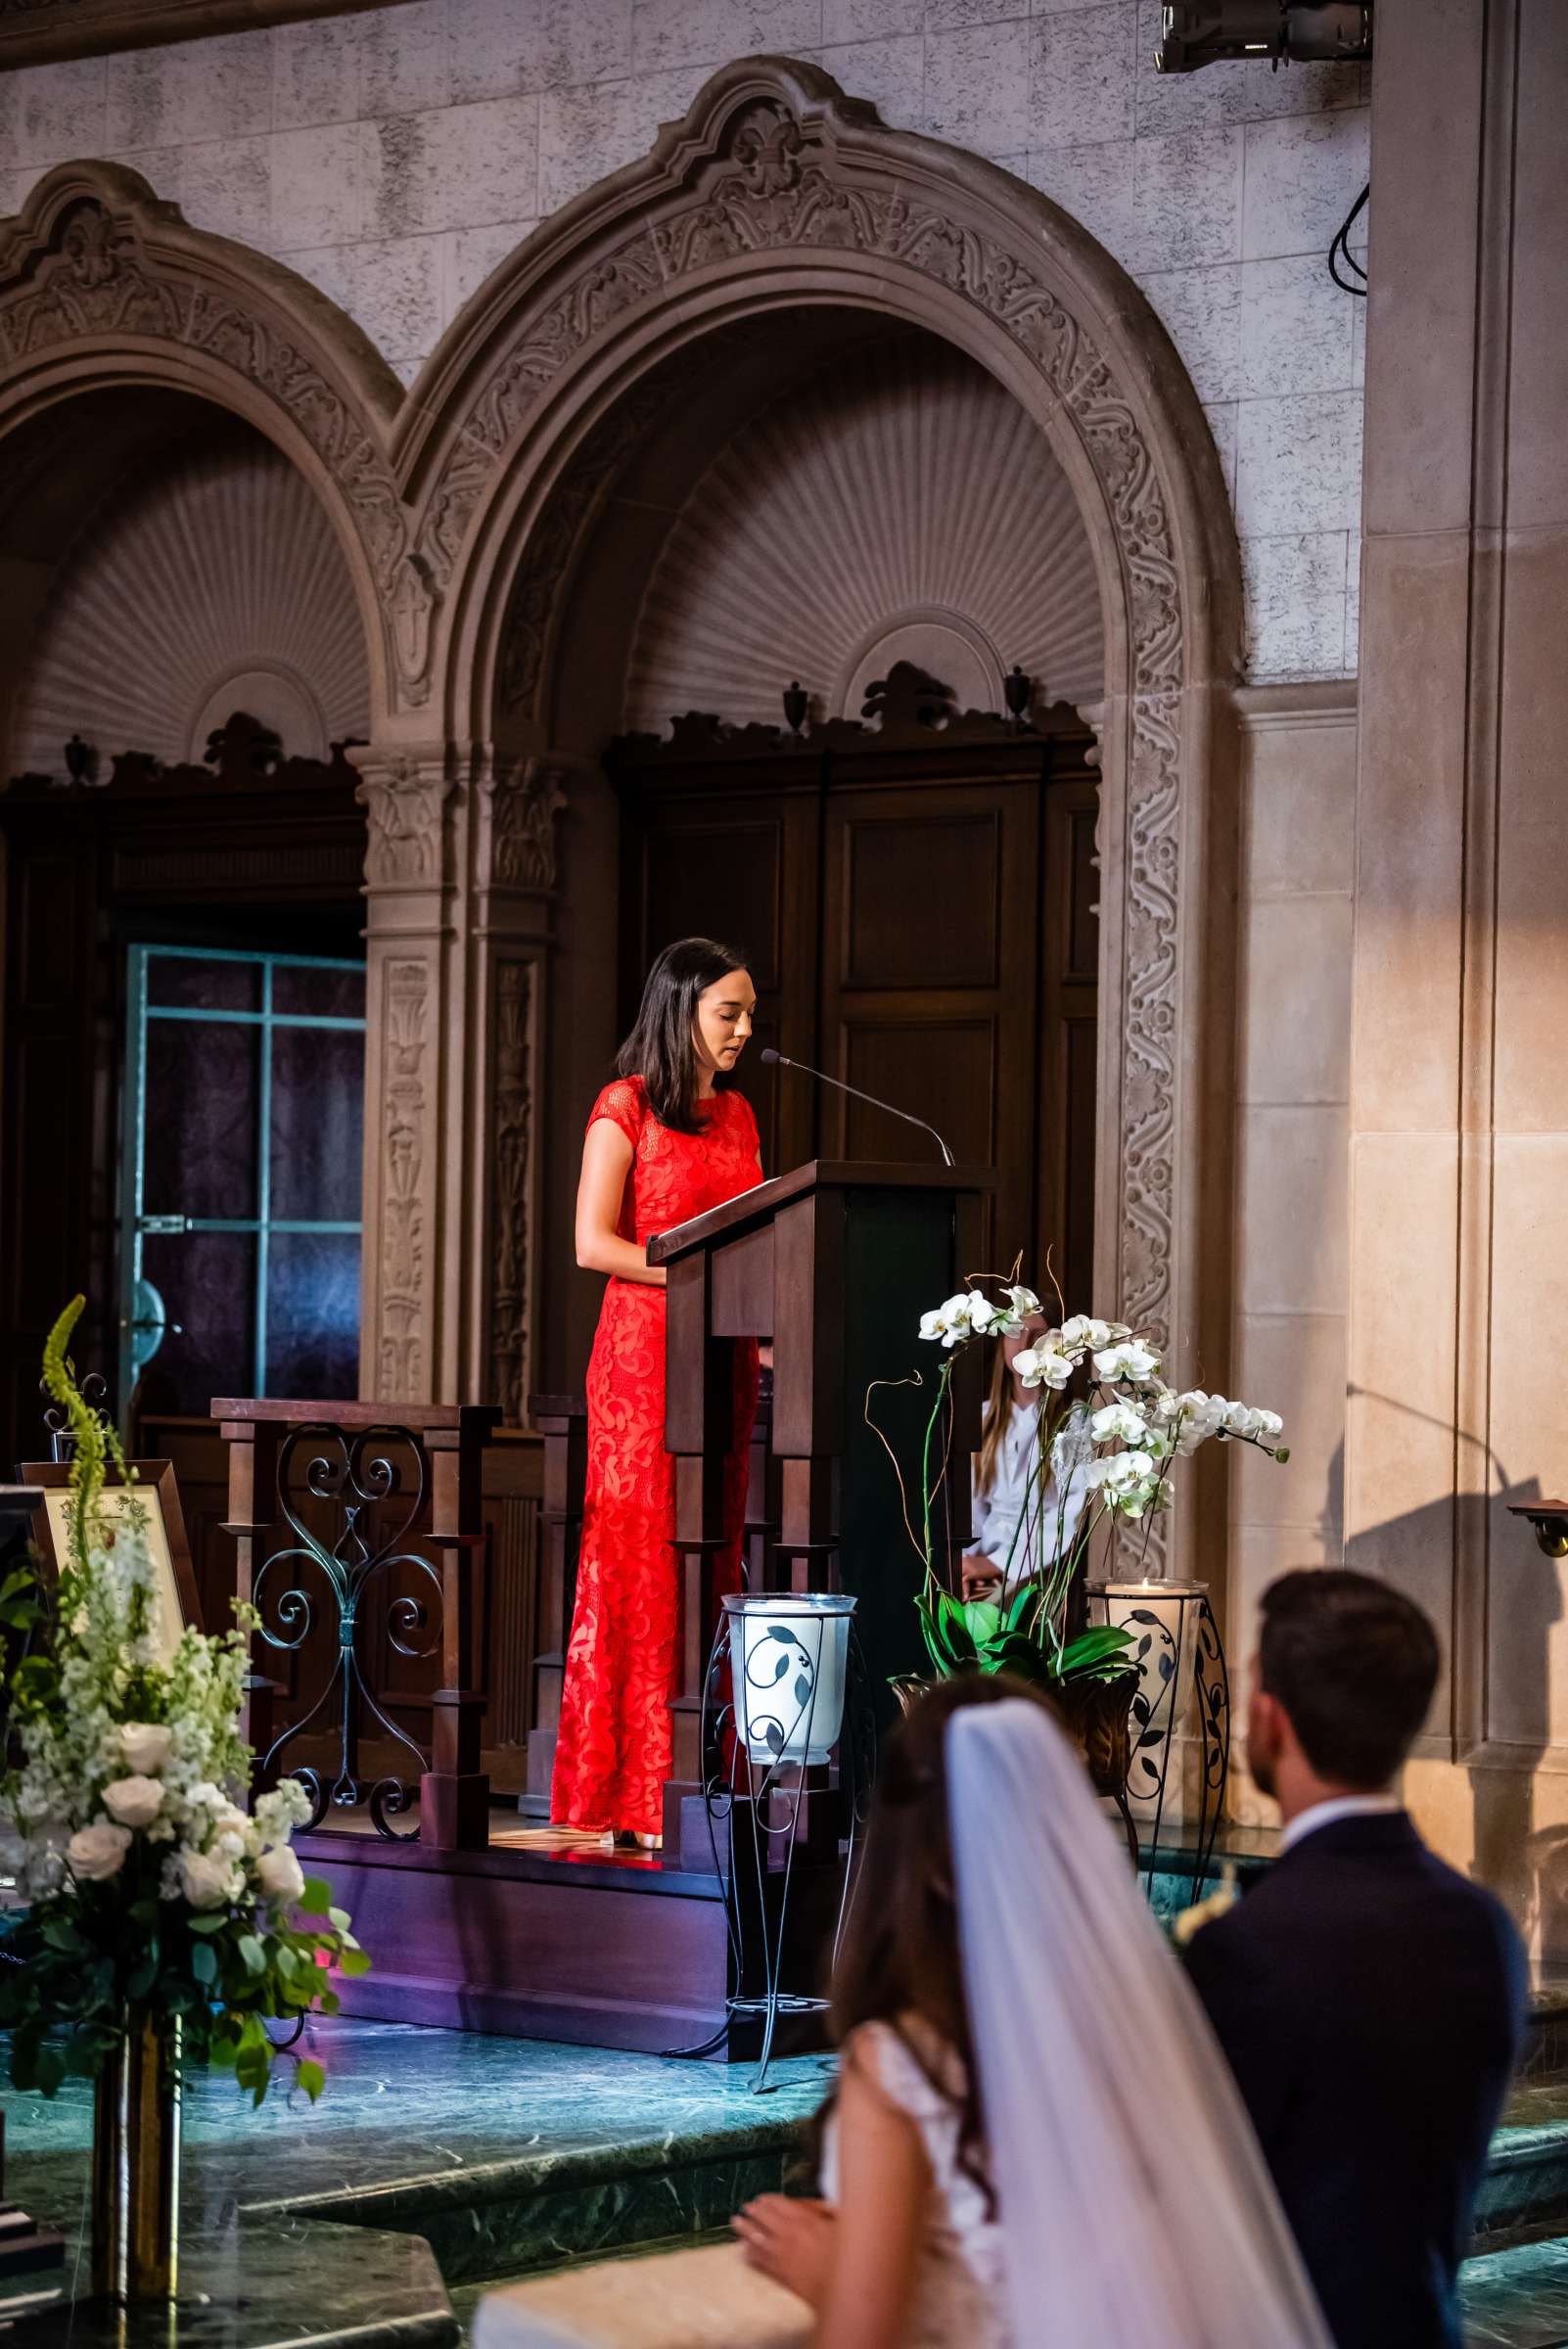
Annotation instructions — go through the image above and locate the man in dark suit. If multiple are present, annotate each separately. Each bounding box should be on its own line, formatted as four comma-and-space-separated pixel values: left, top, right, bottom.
1185, 1570, 1527, 2349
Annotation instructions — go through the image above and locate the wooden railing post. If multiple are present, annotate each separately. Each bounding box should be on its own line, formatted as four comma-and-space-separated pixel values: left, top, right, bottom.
524, 1395, 587, 1816
220, 1413, 284, 1781
420, 1405, 494, 1851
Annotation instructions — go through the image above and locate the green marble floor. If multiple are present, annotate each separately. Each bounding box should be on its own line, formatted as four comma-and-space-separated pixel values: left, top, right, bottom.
9, 2015, 1568, 2345
1, 2019, 830, 2345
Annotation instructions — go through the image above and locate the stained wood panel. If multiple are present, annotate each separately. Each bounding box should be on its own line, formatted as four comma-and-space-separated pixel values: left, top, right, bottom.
619, 776, 821, 1177
821, 775, 1038, 1272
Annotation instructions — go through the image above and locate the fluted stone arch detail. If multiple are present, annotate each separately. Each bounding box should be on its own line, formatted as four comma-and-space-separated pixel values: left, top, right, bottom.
0, 161, 413, 714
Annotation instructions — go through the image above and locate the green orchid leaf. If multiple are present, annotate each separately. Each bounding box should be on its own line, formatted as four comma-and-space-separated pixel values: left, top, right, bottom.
959, 1599, 1001, 1643
1057, 1625, 1135, 1675
1002, 1584, 1041, 1635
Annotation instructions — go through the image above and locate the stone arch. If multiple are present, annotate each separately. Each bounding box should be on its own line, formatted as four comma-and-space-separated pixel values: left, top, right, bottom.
391, 58, 1240, 1567
0, 161, 411, 723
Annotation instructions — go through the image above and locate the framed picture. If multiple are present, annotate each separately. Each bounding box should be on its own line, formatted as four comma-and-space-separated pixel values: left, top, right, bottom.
21, 1460, 202, 1664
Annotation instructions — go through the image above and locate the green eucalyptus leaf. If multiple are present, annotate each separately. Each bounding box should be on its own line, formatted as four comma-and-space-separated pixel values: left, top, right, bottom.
238, 1935, 267, 1978
187, 1912, 226, 1936
338, 1946, 372, 1979
297, 2058, 326, 2103
327, 1908, 351, 1935
32, 2044, 65, 2098
189, 1940, 217, 1987
299, 1877, 332, 1917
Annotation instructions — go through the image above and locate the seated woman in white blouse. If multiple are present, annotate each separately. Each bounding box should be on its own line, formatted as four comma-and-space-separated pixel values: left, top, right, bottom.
960, 1318, 1089, 1601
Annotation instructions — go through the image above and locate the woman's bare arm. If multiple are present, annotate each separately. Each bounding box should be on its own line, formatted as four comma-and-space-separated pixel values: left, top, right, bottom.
811, 2052, 929, 2348
574, 1118, 666, 1286
736, 2046, 928, 2344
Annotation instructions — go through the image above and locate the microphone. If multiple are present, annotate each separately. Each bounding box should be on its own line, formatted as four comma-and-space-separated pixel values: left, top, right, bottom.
761, 1047, 954, 1167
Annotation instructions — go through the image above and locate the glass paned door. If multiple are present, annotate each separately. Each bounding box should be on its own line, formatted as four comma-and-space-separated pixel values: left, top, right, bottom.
118, 945, 366, 1419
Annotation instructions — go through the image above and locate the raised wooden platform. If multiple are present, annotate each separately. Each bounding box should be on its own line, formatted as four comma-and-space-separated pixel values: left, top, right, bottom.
297, 1809, 840, 2056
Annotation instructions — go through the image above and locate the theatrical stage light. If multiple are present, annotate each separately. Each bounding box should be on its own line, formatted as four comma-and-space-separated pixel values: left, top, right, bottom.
1155, 2, 1372, 73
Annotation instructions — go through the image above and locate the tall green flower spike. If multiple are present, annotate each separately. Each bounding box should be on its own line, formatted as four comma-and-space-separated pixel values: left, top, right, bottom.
40, 1294, 133, 1573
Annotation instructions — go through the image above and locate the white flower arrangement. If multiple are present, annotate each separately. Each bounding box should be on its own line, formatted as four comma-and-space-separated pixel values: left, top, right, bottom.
886, 1272, 1289, 1690
0, 1297, 366, 2105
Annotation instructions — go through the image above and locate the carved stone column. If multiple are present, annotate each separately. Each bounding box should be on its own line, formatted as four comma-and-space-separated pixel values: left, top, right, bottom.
466, 752, 566, 1421
355, 747, 460, 1406
353, 743, 565, 1416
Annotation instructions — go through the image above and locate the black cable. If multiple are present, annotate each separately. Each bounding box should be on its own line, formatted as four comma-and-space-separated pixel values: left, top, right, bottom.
1329, 183, 1369, 296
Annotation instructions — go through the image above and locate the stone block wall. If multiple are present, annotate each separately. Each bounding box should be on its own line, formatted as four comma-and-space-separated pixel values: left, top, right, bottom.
0, 0, 1369, 684
1225, 679, 1357, 1817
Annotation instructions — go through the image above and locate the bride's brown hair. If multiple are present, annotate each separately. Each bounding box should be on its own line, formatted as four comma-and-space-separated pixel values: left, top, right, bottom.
822, 1671, 1055, 2215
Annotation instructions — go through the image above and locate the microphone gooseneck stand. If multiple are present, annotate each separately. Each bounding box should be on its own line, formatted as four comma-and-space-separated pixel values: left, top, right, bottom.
759, 1047, 954, 1167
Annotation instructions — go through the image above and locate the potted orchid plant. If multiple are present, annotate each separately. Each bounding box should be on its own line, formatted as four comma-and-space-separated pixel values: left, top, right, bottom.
875, 1277, 1287, 1744
0, 1298, 367, 2303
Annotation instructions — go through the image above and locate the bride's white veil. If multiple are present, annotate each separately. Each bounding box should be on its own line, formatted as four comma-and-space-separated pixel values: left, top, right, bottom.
947, 1699, 1332, 2348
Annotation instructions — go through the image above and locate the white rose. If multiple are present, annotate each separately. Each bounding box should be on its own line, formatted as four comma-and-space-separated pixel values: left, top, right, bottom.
102, 1775, 164, 1829
178, 1848, 234, 1910
119, 1723, 173, 1775
68, 1821, 132, 1881
254, 1843, 305, 1904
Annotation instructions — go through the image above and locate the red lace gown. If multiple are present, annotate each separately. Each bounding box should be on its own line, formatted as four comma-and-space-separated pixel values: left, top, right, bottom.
550, 1076, 762, 1837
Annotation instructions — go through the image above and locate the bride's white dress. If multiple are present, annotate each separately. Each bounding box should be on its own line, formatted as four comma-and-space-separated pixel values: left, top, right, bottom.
819, 2020, 1009, 2348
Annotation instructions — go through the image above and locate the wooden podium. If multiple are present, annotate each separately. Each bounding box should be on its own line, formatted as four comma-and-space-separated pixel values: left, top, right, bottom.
648, 1159, 993, 1851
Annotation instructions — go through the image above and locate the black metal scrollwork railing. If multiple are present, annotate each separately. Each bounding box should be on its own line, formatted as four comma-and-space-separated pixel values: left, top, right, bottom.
254, 1422, 441, 1840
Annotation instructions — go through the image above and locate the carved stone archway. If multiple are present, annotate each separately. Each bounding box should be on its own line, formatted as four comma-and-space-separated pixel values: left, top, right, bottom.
0, 162, 415, 719
379, 57, 1241, 1573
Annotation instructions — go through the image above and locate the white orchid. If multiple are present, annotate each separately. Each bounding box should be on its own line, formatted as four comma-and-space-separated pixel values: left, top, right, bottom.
1015, 1342, 1074, 1392
1090, 1402, 1147, 1447
919, 1292, 976, 1348
1060, 1314, 1130, 1353
1093, 1339, 1162, 1386
1003, 1284, 1040, 1318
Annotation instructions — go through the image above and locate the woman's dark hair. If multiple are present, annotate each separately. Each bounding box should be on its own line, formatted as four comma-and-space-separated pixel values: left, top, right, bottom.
1259, 1569, 1440, 1788
821, 1671, 1056, 2215
616, 937, 751, 1132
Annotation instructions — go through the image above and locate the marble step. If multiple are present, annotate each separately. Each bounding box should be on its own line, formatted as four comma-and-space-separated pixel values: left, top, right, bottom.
1461, 2237, 1568, 2349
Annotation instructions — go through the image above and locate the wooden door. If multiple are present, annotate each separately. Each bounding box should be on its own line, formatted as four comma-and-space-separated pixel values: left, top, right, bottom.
619, 769, 821, 1177
818, 767, 1039, 1276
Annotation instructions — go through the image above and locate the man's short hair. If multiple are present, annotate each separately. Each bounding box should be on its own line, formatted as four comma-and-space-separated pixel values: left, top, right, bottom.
1258, 1569, 1440, 1789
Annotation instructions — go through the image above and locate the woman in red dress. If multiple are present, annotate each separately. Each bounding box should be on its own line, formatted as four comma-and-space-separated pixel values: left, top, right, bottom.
551, 939, 762, 1848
